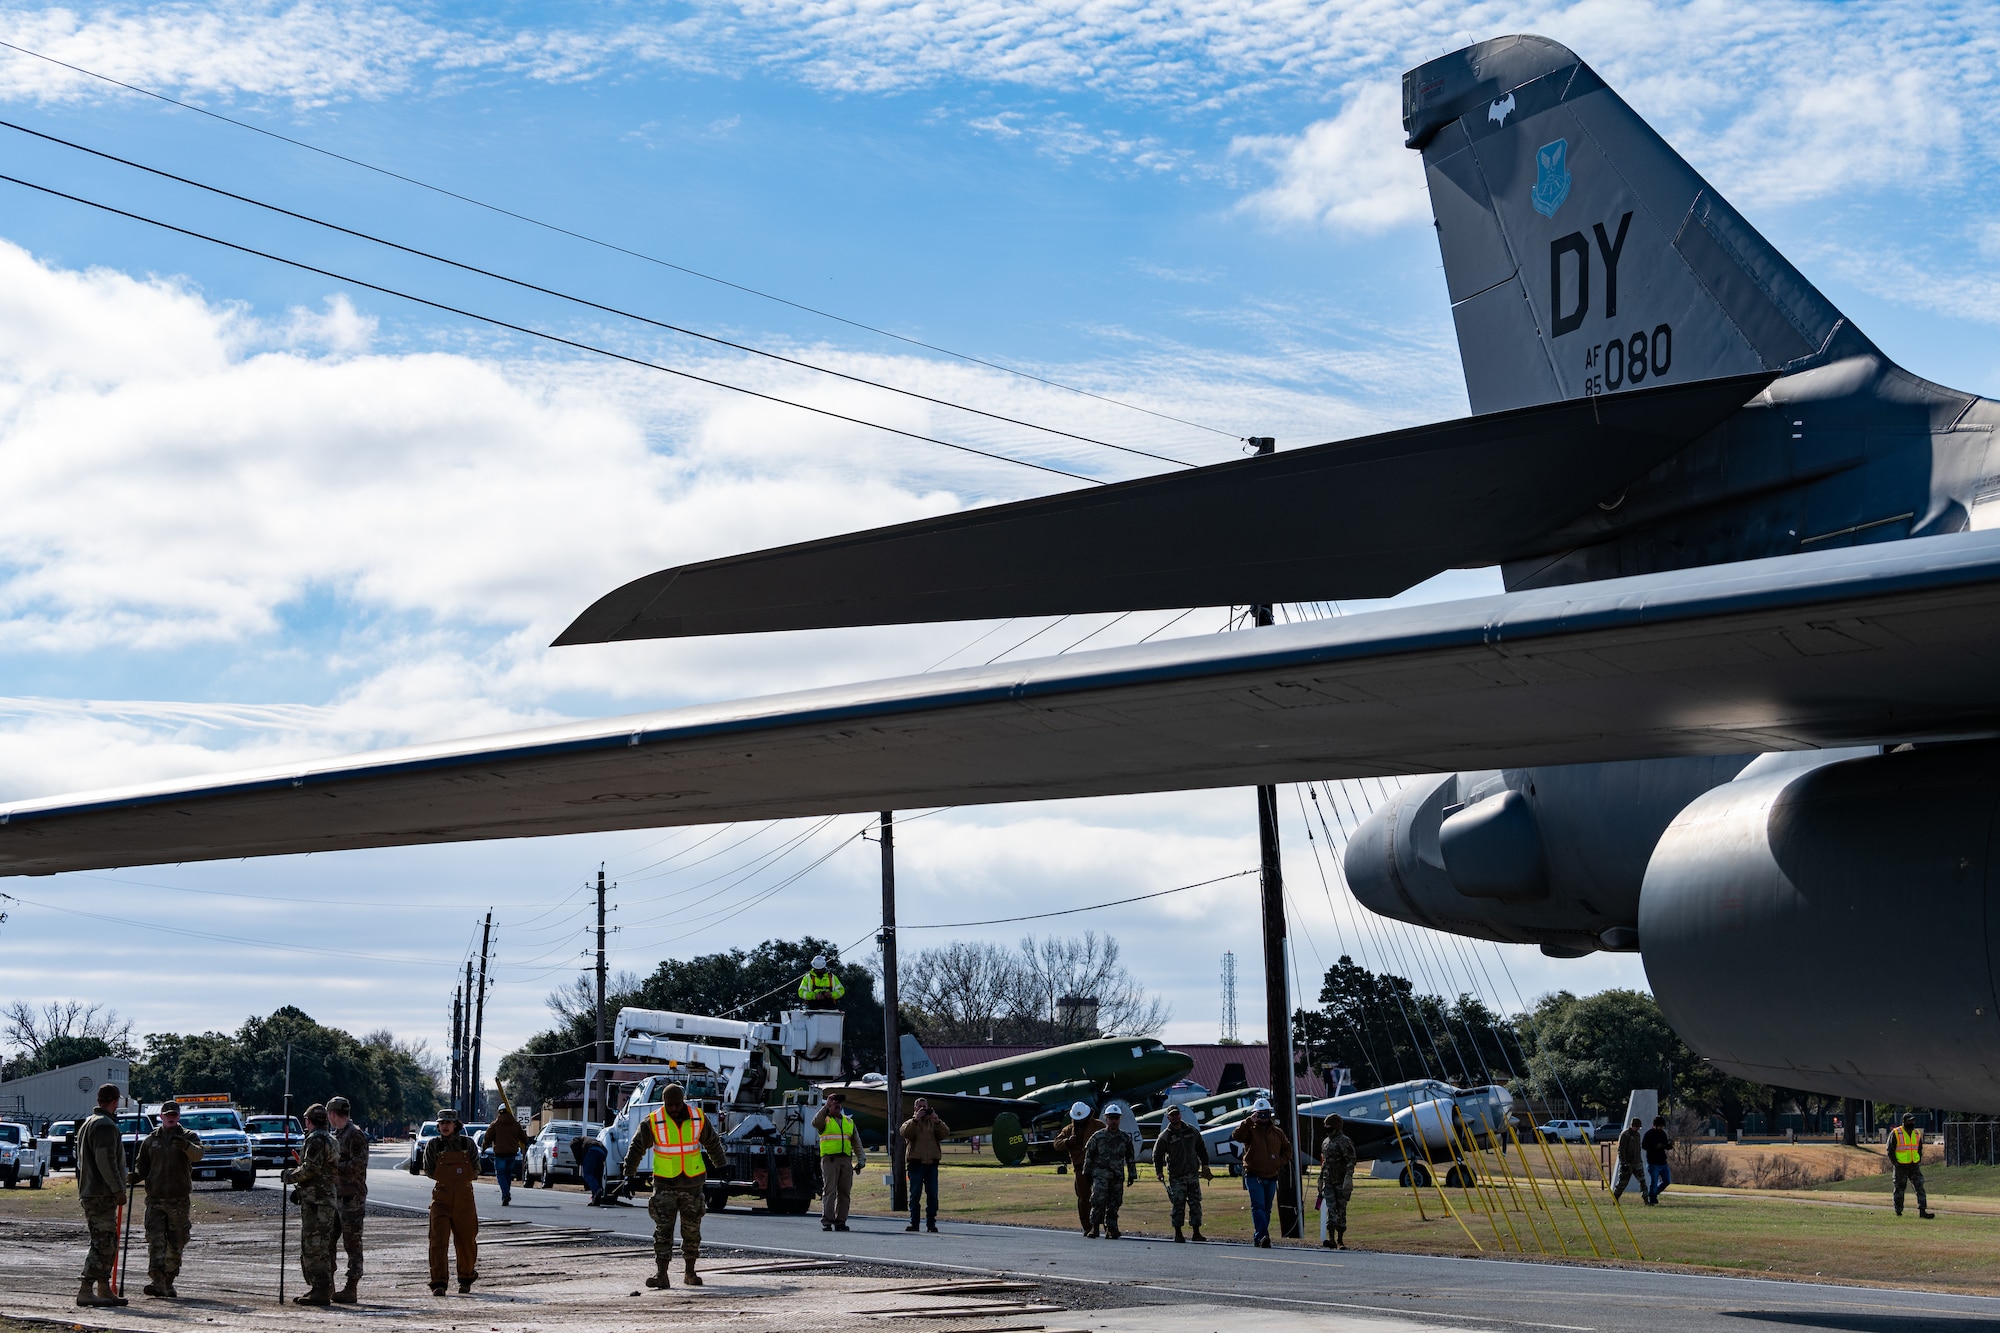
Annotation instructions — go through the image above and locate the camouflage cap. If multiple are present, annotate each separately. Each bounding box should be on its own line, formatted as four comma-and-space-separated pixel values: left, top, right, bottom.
159, 1100, 181, 1115
437, 1107, 462, 1124
304, 1102, 329, 1126
326, 1096, 351, 1115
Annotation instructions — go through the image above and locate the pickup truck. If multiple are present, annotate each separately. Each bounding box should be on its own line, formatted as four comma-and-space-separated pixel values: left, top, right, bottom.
150, 1098, 257, 1190
46, 1120, 76, 1171
0, 1121, 50, 1188
243, 1115, 303, 1173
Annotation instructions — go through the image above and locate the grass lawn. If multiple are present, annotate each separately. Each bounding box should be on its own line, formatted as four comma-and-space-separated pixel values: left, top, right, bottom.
846, 1155, 2000, 1296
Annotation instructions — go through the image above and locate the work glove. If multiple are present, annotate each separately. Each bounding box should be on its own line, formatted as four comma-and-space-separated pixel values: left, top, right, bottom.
280, 1168, 297, 1184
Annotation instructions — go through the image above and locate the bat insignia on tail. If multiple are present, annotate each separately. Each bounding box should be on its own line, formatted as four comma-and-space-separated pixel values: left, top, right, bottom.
1488, 93, 1516, 124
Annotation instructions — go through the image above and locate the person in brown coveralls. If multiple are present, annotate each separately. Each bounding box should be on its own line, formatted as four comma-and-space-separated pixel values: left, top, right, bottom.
1052, 1102, 1105, 1233
134, 1100, 204, 1298
422, 1108, 480, 1295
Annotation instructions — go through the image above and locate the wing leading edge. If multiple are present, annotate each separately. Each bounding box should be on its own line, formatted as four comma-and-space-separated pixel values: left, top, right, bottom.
6, 529, 2000, 877
554, 374, 1770, 643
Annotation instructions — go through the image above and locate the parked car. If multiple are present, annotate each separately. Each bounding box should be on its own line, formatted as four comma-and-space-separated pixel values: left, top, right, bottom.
46, 1120, 76, 1172
243, 1115, 304, 1172
1537, 1119, 1602, 1144
524, 1121, 601, 1187
117, 1112, 153, 1169
405, 1121, 440, 1174
0, 1121, 51, 1188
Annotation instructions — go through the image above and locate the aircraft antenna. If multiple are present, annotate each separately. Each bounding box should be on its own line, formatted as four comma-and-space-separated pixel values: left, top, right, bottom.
1220, 951, 1239, 1043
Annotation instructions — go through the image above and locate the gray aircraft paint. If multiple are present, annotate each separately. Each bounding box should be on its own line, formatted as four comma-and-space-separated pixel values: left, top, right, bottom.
1345, 35, 2000, 1110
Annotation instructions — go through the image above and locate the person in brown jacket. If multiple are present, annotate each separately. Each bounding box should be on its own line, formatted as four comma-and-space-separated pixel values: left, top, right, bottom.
74, 1083, 128, 1309
483, 1107, 528, 1207
1052, 1102, 1104, 1233
134, 1100, 204, 1298
1230, 1099, 1293, 1248
899, 1098, 951, 1233
421, 1109, 480, 1295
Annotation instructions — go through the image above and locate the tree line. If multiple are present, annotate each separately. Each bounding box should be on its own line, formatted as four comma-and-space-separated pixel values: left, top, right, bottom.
1295, 954, 1850, 1135
1, 998, 439, 1129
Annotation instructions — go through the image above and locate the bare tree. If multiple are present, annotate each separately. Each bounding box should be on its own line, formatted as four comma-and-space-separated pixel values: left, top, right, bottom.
544, 970, 641, 1026
898, 934, 1168, 1044
1016, 933, 1169, 1039
3, 999, 135, 1063
900, 942, 1029, 1043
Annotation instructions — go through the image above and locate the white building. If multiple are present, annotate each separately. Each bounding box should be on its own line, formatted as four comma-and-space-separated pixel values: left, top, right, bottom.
0, 1057, 131, 1127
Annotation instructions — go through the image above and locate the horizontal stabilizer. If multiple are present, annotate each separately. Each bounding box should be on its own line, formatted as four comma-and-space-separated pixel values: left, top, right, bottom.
7, 528, 2000, 877
554, 374, 1769, 643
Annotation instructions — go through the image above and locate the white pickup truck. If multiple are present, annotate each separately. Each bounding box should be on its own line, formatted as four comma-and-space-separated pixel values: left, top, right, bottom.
0, 1121, 52, 1188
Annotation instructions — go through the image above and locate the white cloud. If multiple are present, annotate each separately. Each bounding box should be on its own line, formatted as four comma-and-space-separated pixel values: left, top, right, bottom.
1232, 82, 1428, 234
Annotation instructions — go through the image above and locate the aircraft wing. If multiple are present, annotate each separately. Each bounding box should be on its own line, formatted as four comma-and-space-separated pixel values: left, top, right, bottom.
6, 529, 2000, 875
826, 1085, 1041, 1138
554, 374, 1770, 642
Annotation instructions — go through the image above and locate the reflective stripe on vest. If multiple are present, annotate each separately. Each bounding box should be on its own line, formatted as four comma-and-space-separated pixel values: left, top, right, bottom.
648, 1107, 707, 1179
1892, 1127, 1923, 1164
799, 970, 845, 1001
819, 1112, 856, 1157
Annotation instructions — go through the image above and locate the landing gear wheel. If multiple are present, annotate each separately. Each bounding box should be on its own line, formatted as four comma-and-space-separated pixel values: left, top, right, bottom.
1397, 1163, 1432, 1188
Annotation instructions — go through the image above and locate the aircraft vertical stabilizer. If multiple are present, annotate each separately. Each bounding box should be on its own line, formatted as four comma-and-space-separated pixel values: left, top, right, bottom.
1404, 35, 1855, 414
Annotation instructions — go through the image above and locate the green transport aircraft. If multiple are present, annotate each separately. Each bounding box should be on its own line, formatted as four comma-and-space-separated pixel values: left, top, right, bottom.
829, 1036, 1193, 1164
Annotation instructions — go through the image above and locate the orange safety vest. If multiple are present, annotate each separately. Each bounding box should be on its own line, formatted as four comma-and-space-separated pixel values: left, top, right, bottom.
647, 1106, 708, 1179
1891, 1126, 1923, 1165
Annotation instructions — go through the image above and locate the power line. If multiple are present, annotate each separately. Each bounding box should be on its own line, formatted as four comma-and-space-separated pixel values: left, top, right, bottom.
0, 118, 1199, 472
0, 169, 1102, 486
0, 37, 1239, 442
901, 868, 1257, 929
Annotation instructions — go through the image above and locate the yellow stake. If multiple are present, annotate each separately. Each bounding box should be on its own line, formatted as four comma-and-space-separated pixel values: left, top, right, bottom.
1532, 1121, 1603, 1259
1504, 1115, 1568, 1256
1488, 1119, 1548, 1255
1389, 1115, 1429, 1222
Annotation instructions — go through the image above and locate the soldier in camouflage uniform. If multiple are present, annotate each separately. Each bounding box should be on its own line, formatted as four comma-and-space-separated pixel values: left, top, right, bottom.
326, 1095, 370, 1304
622, 1083, 725, 1290
1151, 1104, 1212, 1243
1318, 1114, 1357, 1251
283, 1103, 339, 1306
135, 1100, 205, 1297
1081, 1109, 1138, 1239
73, 1083, 129, 1309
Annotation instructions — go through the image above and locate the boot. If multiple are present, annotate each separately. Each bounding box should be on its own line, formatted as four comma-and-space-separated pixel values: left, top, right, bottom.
1106, 1223, 1122, 1239
1191, 1228, 1209, 1242
646, 1266, 671, 1290
430, 1283, 448, 1297
97, 1280, 128, 1307
77, 1279, 117, 1308
165, 1281, 179, 1298
927, 1221, 938, 1234
332, 1276, 360, 1304
1336, 1229, 1347, 1250
1174, 1227, 1186, 1243
1085, 1225, 1100, 1238
294, 1285, 332, 1306
144, 1278, 168, 1297
683, 1260, 703, 1287
1921, 1210, 1937, 1219
458, 1277, 475, 1294
906, 1221, 920, 1232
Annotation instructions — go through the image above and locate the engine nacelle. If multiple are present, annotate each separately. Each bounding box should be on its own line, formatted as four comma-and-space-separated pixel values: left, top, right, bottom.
1345, 756, 1749, 955
1639, 743, 2000, 1112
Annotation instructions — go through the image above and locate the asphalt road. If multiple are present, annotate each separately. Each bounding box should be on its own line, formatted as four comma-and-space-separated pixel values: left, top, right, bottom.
347, 1151, 2000, 1333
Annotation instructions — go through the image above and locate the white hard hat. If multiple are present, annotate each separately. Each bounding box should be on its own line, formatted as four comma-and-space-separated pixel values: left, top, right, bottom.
812, 954, 828, 969
1070, 1101, 1092, 1120
1252, 1097, 1273, 1113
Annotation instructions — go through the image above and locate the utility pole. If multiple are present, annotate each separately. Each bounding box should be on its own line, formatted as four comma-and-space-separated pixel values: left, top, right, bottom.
879, 811, 906, 1214
595, 867, 609, 1068
1247, 434, 1302, 1240
449, 986, 463, 1118
462, 960, 475, 1116
470, 911, 492, 1120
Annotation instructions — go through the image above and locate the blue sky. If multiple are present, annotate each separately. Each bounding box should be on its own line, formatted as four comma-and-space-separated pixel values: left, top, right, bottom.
0, 0, 1995, 1077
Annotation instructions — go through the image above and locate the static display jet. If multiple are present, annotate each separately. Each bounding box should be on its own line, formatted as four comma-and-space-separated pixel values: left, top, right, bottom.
4, 37, 2000, 1112
829, 1036, 1195, 1150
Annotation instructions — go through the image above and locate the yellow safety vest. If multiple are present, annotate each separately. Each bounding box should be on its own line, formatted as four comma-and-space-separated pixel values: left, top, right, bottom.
1891, 1126, 1923, 1164
647, 1107, 708, 1179
799, 970, 846, 1002
819, 1111, 857, 1157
